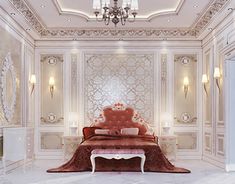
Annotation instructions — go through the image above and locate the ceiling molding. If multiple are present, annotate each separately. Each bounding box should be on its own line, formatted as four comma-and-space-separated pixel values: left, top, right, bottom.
40, 28, 197, 39
7, 0, 46, 32
7, 0, 231, 40
52, 0, 90, 20
52, 0, 185, 22
192, 0, 230, 34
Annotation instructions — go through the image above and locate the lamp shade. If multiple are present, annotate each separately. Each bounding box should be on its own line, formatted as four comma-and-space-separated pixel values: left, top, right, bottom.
93, 0, 101, 9
131, 0, 138, 10
122, 0, 131, 8
214, 67, 221, 78
161, 112, 173, 123
102, 0, 110, 7
49, 77, 55, 86
30, 74, 36, 84
202, 74, 208, 83
183, 77, 189, 86
68, 112, 78, 123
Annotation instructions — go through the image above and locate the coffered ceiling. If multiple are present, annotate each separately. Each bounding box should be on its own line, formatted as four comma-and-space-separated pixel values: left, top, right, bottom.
0, 0, 232, 40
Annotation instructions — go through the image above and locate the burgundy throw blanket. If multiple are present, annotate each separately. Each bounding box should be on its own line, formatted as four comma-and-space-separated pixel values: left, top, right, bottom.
47, 134, 190, 173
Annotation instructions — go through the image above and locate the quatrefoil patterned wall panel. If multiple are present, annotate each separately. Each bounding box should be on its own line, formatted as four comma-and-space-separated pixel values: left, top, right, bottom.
84, 54, 154, 125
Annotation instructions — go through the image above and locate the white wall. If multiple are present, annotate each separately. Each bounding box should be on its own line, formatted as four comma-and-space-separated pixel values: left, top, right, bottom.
34, 41, 203, 159
201, 8, 235, 168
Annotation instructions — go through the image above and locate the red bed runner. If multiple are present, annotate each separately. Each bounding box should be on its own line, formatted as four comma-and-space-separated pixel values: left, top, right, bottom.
47, 134, 190, 173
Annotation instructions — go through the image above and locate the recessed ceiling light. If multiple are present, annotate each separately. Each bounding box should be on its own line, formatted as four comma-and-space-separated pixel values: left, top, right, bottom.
193, 5, 199, 8
67, 18, 71, 22
167, 19, 171, 22
10, 12, 15, 16
40, 4, 46, 8
26, 28, 31, 31
208, 28, 213, 31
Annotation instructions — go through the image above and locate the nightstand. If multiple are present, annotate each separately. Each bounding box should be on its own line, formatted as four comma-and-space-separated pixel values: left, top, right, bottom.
158, 135, 177, 160
62, 136, 83, 161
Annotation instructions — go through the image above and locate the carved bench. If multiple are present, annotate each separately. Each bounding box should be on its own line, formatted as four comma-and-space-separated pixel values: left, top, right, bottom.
90, 149, 145, 173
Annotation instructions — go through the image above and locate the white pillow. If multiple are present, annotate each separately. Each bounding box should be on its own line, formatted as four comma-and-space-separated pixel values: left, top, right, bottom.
121, 128, 139, 135
94, 129, 109, 135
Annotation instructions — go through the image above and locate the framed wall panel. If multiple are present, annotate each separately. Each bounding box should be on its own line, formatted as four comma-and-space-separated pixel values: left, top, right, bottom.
216, 43, 224, 127
216, 134, 224, 157
40, 132, 63, 150
204, 50, 212, 126
174, 54, 197, 126
174, 132, 198, 150
40, 55, 64, 126
204, 132, 212, 154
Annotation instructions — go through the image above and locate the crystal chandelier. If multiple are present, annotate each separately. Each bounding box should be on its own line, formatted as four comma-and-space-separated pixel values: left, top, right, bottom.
93, 0, 138, 26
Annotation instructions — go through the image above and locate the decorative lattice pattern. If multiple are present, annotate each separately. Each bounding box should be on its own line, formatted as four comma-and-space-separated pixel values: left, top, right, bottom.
84, 54, 154, 125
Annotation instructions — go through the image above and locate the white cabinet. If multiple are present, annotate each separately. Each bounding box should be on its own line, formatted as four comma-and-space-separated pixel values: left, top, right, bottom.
158, 135, 177, 160
62, 136, 83, 160
2, 127, 34, 174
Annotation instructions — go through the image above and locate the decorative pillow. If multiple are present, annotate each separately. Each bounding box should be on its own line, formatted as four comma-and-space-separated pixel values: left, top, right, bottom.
82, 127, 101, 140
94, 129, 110, 135
121, 128, 139, 135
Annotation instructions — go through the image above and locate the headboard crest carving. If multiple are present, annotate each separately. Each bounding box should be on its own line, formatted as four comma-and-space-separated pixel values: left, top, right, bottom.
92, 103, 154, 135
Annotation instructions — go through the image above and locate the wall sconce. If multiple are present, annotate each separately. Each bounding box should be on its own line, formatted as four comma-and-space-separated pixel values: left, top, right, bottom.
49, 77, 55, 98
202, 74, 208, 96
183, 76, 189, 99
29, 74, 36, 95
213, 67, 221, 93
161, 112, 173, 135
68, 112, 78, 136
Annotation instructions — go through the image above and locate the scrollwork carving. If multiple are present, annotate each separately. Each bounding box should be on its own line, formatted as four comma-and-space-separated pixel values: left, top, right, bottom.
40, 113, 64, 124
0, 53, 16, 122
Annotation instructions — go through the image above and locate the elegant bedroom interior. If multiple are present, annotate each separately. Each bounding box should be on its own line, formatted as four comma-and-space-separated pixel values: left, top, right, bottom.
1, 0, 235, 184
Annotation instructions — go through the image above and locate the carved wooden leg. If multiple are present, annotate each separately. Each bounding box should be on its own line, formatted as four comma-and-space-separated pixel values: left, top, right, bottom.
90, 155, 96, 173
140, 155, 145, 174
2, 156, 6, 175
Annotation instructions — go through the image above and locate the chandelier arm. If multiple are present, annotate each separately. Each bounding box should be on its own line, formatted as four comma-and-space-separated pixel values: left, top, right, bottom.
127, 12, 137, 23
121, 17, 126, 26
95, 15, 105, 22
104, 16, 110, 25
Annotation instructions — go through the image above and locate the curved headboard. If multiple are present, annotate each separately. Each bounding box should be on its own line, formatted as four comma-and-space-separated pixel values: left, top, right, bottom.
92, 104, 151, 135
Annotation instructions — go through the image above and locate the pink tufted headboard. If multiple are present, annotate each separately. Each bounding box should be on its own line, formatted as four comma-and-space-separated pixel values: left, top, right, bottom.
92, 104, 151, 135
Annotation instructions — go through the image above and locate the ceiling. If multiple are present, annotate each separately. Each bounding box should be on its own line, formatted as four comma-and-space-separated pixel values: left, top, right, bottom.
28, 0, 209, 28
0, 0, 232, 40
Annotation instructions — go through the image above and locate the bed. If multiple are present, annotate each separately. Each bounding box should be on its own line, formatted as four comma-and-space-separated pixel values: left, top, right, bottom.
47, 103, 190, 173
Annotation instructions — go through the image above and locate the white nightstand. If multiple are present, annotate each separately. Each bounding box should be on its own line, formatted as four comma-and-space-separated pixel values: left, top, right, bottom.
158, 135, 177, 160
62, 136, 83, 161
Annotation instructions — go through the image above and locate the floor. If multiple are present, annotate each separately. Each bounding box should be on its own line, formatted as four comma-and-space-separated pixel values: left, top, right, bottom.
0, 160, 235, 184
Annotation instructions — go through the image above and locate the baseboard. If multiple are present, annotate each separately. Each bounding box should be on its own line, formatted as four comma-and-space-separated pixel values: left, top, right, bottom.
35, 155, 63, 160
203, 155, 225, 169
177, 155, 202, 160
226, 164, 235, 171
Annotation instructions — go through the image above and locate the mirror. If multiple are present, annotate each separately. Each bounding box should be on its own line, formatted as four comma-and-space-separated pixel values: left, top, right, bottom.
1, 53, 16, 122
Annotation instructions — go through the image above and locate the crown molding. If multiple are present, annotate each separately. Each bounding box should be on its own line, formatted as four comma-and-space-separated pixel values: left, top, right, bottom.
7, 0, 231, 40
192, 0, 230, 35
40, 28, 197, 40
